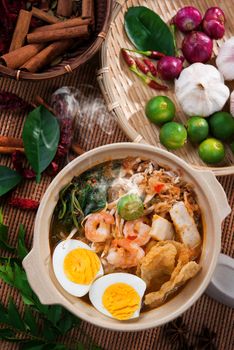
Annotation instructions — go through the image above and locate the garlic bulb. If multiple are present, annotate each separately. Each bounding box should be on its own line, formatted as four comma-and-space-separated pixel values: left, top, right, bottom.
216, 37, 234, 81
230, 91, 234, 117
175, 63, 230, 117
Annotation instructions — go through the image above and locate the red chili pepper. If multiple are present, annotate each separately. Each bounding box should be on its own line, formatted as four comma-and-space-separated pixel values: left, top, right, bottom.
121, 49, 168, 91
128, 236, 138, 241
9, 197, 40, 210
148, 80, 168, 91
154, 183, 165, 193
135, 58, 150, 75
121, 48, 136, 68
11, 151, 36, 179
123, 48, 165, 59
47, 117, 73, 176
143, 58, 157, 77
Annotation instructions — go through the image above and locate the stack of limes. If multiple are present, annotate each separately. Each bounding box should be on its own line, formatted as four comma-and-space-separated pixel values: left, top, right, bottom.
145, 96, 187, 150
145, 96, 234, 164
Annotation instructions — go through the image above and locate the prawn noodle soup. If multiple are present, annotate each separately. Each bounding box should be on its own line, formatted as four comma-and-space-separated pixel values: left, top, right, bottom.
50, 157, 203, 316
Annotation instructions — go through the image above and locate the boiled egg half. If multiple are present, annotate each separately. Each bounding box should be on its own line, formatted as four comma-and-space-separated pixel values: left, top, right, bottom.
89, 273, 146, 320
52, 239, 103, 297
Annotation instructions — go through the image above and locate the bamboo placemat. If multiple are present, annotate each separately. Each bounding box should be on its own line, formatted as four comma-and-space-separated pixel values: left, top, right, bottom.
99, 0, 234, 176
0, 55, 233, 350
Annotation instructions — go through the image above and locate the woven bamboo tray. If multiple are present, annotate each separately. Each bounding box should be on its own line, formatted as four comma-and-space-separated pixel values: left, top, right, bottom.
98, 0, 234, 176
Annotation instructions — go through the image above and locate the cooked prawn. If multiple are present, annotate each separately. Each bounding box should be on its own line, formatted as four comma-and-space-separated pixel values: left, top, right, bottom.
123, 218, 151, 246
84, 212, 114, 243
106, 239, 145, 268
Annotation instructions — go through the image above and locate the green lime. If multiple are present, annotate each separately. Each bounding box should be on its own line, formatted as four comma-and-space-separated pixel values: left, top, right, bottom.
117, 194, 144, 221
209, 112, 234, 141
145, 96, 175, 125
187, 116, 209, 143
160, 122, 187, 150
198, 138, 225, 164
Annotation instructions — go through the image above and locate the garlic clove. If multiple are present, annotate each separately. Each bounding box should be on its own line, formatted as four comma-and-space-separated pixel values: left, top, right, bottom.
216, 37, 234, 81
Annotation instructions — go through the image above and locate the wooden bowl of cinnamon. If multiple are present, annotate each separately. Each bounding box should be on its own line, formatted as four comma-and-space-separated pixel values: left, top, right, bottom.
0, 0, 112, 80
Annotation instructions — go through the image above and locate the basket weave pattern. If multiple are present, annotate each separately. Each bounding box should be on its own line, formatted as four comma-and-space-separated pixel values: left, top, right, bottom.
0, 0, 112, 80
98, 0, 234, 175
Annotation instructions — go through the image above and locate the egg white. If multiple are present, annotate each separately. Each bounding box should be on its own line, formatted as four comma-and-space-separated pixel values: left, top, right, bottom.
89, 273, 146, 320
52, 239, 103, 297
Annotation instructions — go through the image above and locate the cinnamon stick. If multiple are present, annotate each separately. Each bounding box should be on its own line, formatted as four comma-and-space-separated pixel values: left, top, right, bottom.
0, 136, 23, 148
33, 17, 92, 32
56, 0, 73, 17
27, 25, 90, 44
32, 6, 60, 24
21, 39, 75, 72
0, 146, 24, 154
0, 44, 45, 69
9, 10, 32, 52
82, 0, 94, 19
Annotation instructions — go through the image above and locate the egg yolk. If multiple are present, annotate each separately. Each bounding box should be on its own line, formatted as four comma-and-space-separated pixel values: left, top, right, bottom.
63, 248, 100, 285
102, 283, 141, 320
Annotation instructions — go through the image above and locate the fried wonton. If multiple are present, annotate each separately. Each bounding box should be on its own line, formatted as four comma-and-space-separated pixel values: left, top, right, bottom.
137, 240, 201, 308
144, 261, 201, 308
137, 242, 177, 291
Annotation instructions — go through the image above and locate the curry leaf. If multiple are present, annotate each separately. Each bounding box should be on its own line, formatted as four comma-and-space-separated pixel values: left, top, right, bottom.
0, 166, 22, 196
7, 298, 26, 331
0, 328, 16, 340
23, 307, 38, 335
0, 210, 15, 252
17, 224, 28, 260
22, 105, 60, 183
124, 6, 175, 56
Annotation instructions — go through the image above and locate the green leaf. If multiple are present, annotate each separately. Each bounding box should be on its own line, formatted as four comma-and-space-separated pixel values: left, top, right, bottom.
0, 301, 8, 323
0, 262, 15, 285
124, 6, 175, 56
0, 328, 16, 340
0, 218, 15, 252
43, 320, 59, 341
24, 307, 38, 335
22, 105, 60, 183
7, 298, 26, 331
22, 342, 48, 350
17, 224, 28, 260
76, 343, 85, 350
46, 305, 63, 327
0, 166, 22, 196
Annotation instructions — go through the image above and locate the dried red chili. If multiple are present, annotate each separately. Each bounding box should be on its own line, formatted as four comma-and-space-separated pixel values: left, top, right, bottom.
47, 117, 73, 176
0, 91, 29, 111
9, 197, 40, 210
12, 151, 36, 179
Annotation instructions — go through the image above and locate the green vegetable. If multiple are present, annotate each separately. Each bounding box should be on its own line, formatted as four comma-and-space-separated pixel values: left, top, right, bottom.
209, 112, 234, 141
198, 138, 225, 164
187, 116, 209, 143
0, 213, 102, 350
22, 106, 60, 183
0, 208, 15, 252
117, 194, 144, 221
124, 6, 175, 56
0, 166, 22, 196
160, 122, 187, 150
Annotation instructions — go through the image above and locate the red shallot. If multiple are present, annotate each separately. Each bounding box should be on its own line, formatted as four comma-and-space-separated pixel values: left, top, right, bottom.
157, 56, 183, 80
172, 6, 202, 33
203, 18, 225, 39
182, 32, 213, 63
